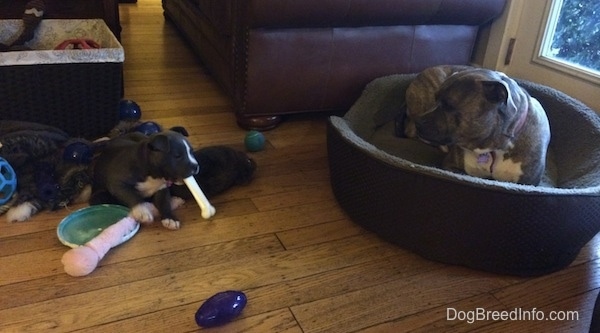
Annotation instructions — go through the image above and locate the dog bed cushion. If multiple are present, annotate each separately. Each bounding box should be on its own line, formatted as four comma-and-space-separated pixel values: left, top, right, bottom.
327, 74, 600, 276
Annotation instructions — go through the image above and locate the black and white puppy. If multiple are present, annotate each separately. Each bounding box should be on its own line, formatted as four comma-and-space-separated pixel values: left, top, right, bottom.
170, 145, 256, 200
90, 130, 199, 230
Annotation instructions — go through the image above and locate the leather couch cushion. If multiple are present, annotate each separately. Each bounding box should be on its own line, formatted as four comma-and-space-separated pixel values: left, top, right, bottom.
243, 25, 478, 116
163, 0, 507, 128
247, 0, 506, 28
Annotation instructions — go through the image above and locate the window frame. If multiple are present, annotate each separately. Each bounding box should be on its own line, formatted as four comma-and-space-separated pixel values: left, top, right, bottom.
533, 0, 600, 85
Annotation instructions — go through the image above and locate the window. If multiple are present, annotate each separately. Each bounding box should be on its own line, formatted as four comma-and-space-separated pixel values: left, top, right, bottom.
535, 0, 600, 83
486, 0, 599, 111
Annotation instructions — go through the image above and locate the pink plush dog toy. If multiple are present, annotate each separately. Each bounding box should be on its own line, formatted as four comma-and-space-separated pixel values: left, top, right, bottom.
61, 217, 138, 277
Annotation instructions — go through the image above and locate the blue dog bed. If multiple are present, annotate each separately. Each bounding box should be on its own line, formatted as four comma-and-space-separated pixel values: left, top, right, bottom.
327, 74, 600, 276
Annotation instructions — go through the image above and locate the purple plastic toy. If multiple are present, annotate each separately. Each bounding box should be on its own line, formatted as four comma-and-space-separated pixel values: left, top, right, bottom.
195, 290, 247, 328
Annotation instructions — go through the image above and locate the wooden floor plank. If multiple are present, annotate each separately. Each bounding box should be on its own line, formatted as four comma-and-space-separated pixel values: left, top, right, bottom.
357, 293, 506, 333
276, 219, 367, 250
0, 234, 406, 331
290, 269, 521, 333
0, 235, 283, 310
80, 307, 303, 333
473, 291, 596, 333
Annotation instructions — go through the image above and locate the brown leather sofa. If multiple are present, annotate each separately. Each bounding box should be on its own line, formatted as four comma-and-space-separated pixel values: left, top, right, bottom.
162, 0, 506, 130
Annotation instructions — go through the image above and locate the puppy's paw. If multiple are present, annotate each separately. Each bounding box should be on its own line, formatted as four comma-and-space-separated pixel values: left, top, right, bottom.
130, 202, 156, 223
72, 185, 93, 204
161, 218, 181, 230
170, 196, 185, 210
6, 202, 38, 222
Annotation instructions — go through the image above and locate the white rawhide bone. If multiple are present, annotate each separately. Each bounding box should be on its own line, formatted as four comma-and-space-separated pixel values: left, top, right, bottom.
183, 176, 216, 219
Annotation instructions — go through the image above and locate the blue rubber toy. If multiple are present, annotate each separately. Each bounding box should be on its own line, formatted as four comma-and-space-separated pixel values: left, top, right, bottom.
134, 121, 162, 136
63, 141, 94, 164
0, 158, 17, 205
118, 99, 142, 121
244, 130, 266, 152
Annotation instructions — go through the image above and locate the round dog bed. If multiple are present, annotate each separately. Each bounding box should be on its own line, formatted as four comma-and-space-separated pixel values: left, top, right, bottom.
327, 74, 600, 276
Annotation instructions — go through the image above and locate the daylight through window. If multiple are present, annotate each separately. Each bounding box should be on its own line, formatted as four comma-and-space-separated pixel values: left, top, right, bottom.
541, 0, 600, 74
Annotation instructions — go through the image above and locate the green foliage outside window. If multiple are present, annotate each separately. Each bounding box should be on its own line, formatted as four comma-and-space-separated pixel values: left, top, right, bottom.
551, 0, 600, 71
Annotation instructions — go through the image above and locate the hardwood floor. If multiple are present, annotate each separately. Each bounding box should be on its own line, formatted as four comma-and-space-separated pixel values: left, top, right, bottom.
1, 1, 599, 332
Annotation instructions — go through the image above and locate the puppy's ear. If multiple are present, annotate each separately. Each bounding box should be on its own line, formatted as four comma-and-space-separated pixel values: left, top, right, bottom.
170, 126, 189, 137
148, 134, 170, 152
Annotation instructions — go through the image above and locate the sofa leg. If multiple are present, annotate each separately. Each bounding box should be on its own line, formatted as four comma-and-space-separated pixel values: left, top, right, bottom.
236, 115, 282, 131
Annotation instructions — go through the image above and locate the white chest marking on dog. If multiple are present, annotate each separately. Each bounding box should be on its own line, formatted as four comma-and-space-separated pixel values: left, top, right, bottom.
136, 177, 169, 197
463, 149, 523, 183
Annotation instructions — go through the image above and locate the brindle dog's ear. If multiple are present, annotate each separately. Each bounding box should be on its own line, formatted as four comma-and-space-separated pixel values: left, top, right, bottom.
481, 81, 509, 104
148, 133, 170, 152
483, 77, 523, 139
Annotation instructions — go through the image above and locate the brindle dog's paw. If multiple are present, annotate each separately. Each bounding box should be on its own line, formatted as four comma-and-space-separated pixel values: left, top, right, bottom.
161, 218, 181, 230
130, 202, 156, 223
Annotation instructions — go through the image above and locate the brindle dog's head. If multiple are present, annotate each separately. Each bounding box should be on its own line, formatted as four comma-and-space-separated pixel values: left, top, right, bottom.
408, 68, 530, 152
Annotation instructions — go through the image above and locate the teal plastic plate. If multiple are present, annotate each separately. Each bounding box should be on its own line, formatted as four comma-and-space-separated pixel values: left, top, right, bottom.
57, 204, 137, 248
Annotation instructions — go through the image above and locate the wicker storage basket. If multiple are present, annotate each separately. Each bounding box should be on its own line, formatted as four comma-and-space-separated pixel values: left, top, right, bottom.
0, 19, 124, 139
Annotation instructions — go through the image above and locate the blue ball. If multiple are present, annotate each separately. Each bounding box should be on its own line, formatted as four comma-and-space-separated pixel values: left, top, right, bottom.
118, 99, 142, 121
134, 121, 162, 136
244, 130, 265, 152
0, 158, 17, 205
63, 141, 93, 164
